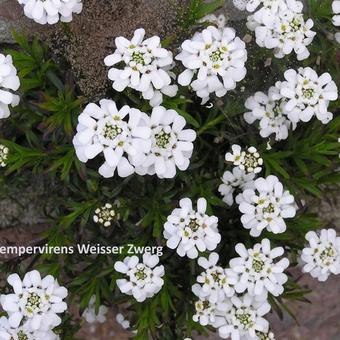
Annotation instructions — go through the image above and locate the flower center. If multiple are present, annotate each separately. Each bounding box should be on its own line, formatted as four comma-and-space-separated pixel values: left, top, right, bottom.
16, 330, 29, 340
252, 258, 265, 273
131, 51, 145, 66
25, 292, 42, 315
209, 49, 224, 62
243, 153, 259, 169
262, 203, 275, 214
236, 310, 254, 329
302, 88, 314, 99
102, 122, 122, 140
188, 218, 200, 232
256, 331, 271, 340
320, 246, 337, 265
155, 129, 171, 149
0, 144, 8, 167
135, 268, 147, 281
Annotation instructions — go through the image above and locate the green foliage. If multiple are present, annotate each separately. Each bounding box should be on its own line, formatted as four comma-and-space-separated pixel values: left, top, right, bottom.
1, 1, 340, 339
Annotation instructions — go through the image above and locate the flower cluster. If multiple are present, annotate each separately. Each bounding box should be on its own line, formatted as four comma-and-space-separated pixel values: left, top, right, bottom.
116, 313, 130, 330
17, 0, 83, 25
333, 1, 340, 42
0, 270, 67, 339
218, 167, 255, 206
133, 106, 196, 179
300, 228, 340, 282
236, 175, 296, 237
176, 26, 247, 104
0, 316, 59, 340
225, 144, 263, 174
192, 252, 238, 303
114, 253, 164, 302
82, 295, 108, 324
229, 239, 289, 297
163, 198, 221, 258
104, 28, 177, 107
244, 67, 338, 140
279, 67, 338, 124
244, 0, 316, 60
73, 99, 151, 178
73, 101, 196, 179
0, 144, 9, 167
0, 54, 20, 119
244, 86, 296, 141
198, 13, 227, 29
93, 203, 119, 227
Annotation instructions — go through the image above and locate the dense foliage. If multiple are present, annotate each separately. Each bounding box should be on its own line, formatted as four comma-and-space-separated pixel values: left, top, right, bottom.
0, 0, 339, 339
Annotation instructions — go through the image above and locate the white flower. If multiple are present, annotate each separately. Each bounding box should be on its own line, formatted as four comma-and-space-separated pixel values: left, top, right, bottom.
163, 198, 221, 259
213, 294, 271, 340
0, 316, 59, 340
133, 106, 196, 178
114, 253, 164, 302
236, 175, 296, 237
176, 26, 247, 104
0, 145, 9, 167
17, 0, 83, 25
242, 329, 276, 340
230, 239, 289, 297
218, 167, 255, 206
192, 252, 238, 304
300, 228, 340, 281
244, 86, 296, 141
233, 0, 290, 12
280, 68, 338, 124
247, 2, 315, 60
199, 14, 227, 29
73, 99, 151, 178
0, 54, 20, 119
93, 203, 118, 227
333, 1, 340, 26
116, 313, 130, 329
104, 28, 177, 107
0, 270, 68, 332
82, 295, 108, 324
225, 144, 263, 174
193, 298, 230, 326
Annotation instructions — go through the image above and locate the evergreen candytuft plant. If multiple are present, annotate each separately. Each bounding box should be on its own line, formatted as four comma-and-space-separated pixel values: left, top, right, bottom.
0, 0, 340, 339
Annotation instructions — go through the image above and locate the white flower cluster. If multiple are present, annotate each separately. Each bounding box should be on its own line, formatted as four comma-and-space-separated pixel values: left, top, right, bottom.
73, 100, 196, 179
230, 239, 289, 297
0, 54, 20, 119
219, 144, 262, 207
93, 203, 118, 227
176, 26, 247, 104
104, 28, 177, 107
300, 228, 340, 282
82, 295, 108, 324
192, 239, 287, 339
114, 253, 164, 302
192, 252, 238, 303
225, 144, 263, 174
244, 67, 338, 140
0, 144, 9, 167
17, 0, 83, 25
198, 13, 227, 29
241, 0, 316, 60
280, 67, 338, 124
333, 1, 340, 43
236, 175, 296, 237
244, 86, 296, 141
116, 313, 130, 329
218, 167, 255, 206
0, 270, 67, 339
163, 197, 221, 259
